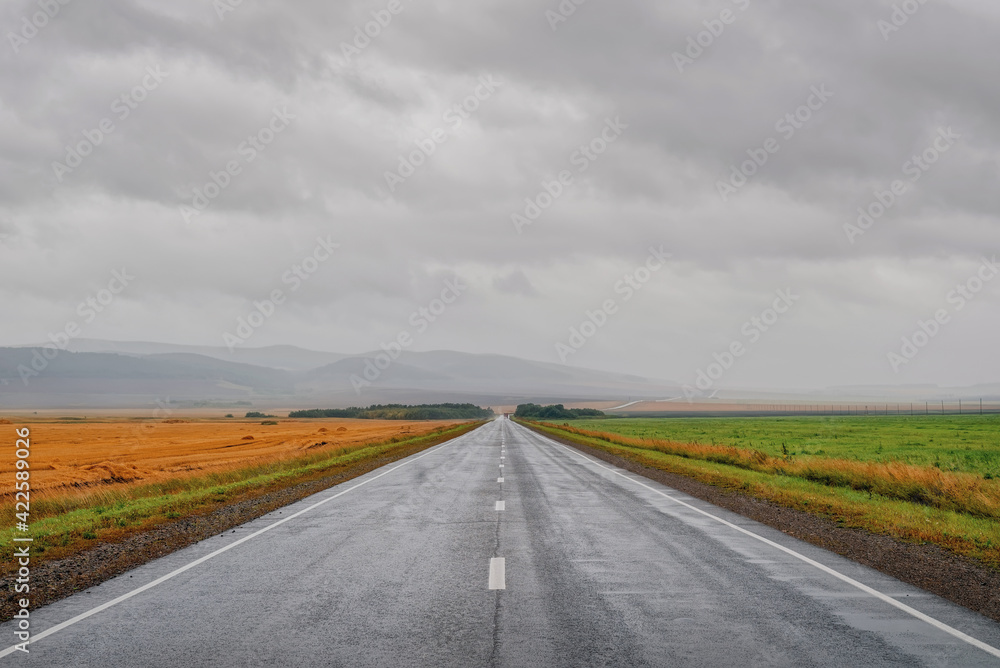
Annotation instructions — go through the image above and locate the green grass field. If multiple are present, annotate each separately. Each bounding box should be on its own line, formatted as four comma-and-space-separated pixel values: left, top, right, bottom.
570, 415, 1000, 477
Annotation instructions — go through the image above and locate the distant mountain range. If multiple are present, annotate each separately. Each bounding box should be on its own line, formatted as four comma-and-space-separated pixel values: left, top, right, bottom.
48, 339, 348, 371
0, 339, 678, 410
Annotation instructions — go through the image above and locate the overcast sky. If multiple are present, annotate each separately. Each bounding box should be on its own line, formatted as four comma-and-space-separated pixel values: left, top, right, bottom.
1, 0, 998, 391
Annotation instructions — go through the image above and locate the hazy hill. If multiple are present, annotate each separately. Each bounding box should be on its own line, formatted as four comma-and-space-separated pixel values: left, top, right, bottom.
0, 342, 677, 410
56, 339, 347, 371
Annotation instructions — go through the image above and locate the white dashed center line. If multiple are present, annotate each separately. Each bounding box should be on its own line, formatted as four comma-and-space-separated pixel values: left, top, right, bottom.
489, 558, 506, 590
495, 500, 505, 511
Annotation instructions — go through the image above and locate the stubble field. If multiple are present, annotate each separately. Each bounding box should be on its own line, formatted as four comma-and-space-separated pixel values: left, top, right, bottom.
1, 417, 456, 498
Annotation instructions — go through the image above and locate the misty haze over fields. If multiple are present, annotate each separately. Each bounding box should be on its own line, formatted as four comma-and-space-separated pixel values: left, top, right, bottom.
1, 339, 997, 411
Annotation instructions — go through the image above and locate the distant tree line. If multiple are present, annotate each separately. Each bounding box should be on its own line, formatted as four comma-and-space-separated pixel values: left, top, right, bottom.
289, 403, 494, 420
514, 403, 604, 419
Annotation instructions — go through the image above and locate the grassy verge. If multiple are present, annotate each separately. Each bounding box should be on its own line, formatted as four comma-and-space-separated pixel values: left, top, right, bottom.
521, 419, 1000, 570
2, 421, 481, 575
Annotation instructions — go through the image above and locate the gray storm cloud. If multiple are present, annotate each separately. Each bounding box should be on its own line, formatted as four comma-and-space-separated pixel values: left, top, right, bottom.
0, 0, 997, 390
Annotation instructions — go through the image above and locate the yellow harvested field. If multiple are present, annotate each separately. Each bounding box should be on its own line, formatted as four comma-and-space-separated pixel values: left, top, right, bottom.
2, 419, 460, 497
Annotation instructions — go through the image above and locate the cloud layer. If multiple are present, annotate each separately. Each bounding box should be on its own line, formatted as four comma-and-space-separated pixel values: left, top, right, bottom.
1, 0, 998, 391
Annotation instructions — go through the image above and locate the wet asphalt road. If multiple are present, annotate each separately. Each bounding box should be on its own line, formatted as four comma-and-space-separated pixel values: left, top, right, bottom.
3, 418, 1000, 666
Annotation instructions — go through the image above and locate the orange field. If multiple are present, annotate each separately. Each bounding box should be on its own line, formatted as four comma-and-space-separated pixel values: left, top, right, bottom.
1, 418, 460, 498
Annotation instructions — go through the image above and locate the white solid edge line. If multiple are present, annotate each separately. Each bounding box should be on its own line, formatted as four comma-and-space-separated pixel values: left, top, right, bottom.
0, 429, 475, 658
489, 557, 506, 590
540, 434, 1000, 660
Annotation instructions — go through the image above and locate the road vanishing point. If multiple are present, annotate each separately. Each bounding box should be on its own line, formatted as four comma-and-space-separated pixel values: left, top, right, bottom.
4, 419, 1000, 666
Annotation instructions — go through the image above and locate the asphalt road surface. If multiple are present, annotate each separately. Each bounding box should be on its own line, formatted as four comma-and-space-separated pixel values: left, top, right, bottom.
4, 418, 1000, 666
